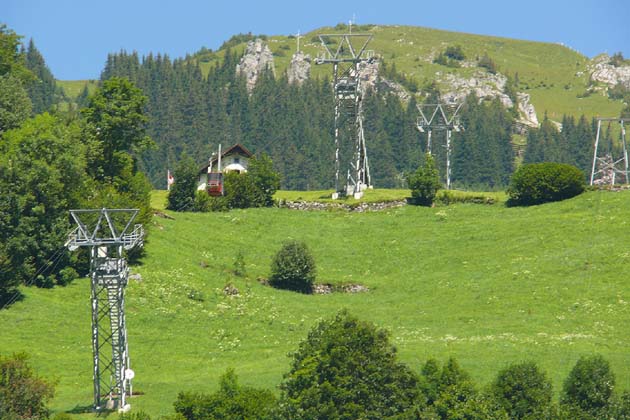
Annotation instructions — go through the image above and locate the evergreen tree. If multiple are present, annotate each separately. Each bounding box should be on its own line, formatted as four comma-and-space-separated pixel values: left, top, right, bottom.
0, 25, 33, 135
24, 39, 57, 114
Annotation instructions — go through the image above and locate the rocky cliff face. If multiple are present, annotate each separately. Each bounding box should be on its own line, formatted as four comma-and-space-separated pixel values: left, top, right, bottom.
589, 54, 630, 89
235, 39, 275, 92
358, 60, 411, 102
440, 70, 539, 128
287, 51, 311, 85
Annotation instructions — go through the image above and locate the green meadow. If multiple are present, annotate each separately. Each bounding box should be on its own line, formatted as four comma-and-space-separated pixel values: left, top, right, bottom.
2, 189, 630, 418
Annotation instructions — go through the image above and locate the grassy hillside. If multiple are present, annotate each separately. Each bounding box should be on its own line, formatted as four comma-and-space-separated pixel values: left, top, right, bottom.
57, 79, 98, 98
2, 189, 630, 418
192, 25, 624, 122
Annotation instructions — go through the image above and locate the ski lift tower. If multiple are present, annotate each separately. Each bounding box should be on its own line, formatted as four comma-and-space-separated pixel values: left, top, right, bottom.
315, 32, 375, 199
416, 102, 463, 190
590, 117, 629, 186
65, 209, 144, 412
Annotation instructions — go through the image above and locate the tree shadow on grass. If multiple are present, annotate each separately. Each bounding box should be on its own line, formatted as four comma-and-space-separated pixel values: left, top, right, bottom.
0, 290, 24, 310
66, 404, 116, 417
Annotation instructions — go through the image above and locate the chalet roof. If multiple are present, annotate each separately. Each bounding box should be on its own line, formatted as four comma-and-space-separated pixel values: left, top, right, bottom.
199, 143, 254, 174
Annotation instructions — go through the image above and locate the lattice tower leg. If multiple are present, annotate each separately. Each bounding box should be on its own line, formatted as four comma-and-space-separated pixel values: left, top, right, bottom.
90, 247, 101, 409
89, 246, 131, 411
590, 120, 602, 185
333, 62, 341, 197
622, 121, 628, 183
446, 129, 452, 190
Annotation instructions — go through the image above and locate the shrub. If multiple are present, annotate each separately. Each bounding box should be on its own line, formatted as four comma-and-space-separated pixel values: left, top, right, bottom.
492, 361, 553, 419
277, 310, 421, 419
233, 250, 246, 277
478, 53, 497, 74
561, 355, 615, 416
57, 266, 78, 286
506, 162, 585, 206
214, 155, 280, 211
0, 353, 56, 420
222, 172, 262, 209
192, 191, 211, 212
407, 153, 441, 206
269, 240, 316, 293
444, 45, 466, 61
167, 154, 198, 212
174, 369, 275, 420
247, 153, 280, 207
435, 190, 496, 205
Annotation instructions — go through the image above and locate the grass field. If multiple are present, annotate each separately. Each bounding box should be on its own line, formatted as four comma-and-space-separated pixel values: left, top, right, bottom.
2, 189, 630, 418
57, 80, 99, 98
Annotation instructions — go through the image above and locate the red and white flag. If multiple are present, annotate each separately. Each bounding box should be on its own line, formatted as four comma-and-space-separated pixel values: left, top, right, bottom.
167, 169, 174, 190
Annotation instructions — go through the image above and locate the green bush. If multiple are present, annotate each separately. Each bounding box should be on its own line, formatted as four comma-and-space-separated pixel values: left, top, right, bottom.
192, 191, 211, 212
174, 369, 276, 420
507, 162, 585, 206
269, 240, 316, 293
478, 53, 497, 74
167, 154, 198, 212
0, 353, 55, 420
223, 172, 262, 209
492, 361, 553, 419
561, 355, 615, 417
407, 154, 441, 206
435, 190, 496, 205
444, 45, 466, 61
277, 310, 421, 419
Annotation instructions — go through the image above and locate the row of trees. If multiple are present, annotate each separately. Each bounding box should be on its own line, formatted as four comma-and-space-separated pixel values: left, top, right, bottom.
4, 310, 628, 419
112, 311, 630, 420
0, 25, 153, 305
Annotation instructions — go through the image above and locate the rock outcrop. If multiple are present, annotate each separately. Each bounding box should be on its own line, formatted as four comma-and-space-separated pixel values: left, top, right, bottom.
357, 60, 410, 102
287, 51, 311, 85
235, 39, 275, 92
441, 70, 512, 107
589, 54, 630, 89
516, 92, 539, 128
440, 70, 539, 128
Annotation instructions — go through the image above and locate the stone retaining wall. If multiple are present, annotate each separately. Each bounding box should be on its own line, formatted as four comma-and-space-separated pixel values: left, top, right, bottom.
277, 200, 407, 212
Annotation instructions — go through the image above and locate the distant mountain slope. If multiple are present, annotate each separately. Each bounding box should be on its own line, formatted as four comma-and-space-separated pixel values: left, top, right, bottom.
190, 24, 625, 122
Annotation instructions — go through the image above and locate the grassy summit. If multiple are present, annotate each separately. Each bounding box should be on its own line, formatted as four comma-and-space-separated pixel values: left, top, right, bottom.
1, 189, 630, 417
193, 24, 624, 121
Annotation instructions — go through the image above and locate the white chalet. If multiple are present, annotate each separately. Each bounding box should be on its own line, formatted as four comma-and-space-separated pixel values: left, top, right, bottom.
197, 144, 253, 192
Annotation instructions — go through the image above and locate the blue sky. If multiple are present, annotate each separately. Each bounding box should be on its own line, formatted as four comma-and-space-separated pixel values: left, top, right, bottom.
4, 0, 629, 80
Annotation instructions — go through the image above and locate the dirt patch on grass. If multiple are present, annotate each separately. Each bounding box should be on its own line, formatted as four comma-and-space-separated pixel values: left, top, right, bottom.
258, 277, 369, 294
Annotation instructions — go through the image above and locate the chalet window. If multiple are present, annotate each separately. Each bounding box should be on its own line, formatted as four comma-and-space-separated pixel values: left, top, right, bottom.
234, 158, 240, 164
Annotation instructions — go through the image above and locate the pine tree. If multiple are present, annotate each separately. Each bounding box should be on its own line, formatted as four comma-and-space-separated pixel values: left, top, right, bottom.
24, 39, 57, 114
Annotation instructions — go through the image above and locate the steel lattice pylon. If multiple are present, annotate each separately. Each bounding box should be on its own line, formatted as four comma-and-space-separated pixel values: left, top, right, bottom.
416, 103, 463, 190
315, 33, 375, 198
66, 209, 144, 412
590, 118, 629, 186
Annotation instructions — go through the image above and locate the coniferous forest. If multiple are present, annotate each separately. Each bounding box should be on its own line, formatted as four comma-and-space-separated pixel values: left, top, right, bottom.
95, 45, 606, 191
